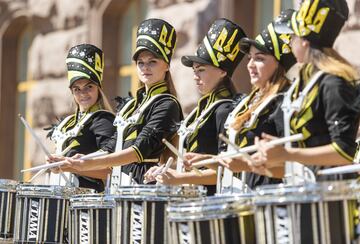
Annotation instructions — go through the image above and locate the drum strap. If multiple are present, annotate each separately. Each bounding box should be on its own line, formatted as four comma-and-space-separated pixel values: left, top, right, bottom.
176, 99, 233, 172
282, 70, 324, 184
220, 94, 280, 194
49, 110, 112, 186
111, 94, 175, 192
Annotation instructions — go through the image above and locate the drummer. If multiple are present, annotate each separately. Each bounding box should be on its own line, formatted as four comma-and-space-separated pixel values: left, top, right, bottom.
63, 19, 183, 184
47, 44, 115, 192
215, 12, 297, 188
250, 0, 360, 180
145, 18, 247, 195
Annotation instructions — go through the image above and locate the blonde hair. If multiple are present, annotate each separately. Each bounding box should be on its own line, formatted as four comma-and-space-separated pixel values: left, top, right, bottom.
232, 65, 289, 131
308, 47, 359, 83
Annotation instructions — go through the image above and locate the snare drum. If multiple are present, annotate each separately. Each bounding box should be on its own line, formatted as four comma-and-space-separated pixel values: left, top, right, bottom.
14, 184, 92, 243
114, 185, 206, 244
255, 180, 360, 244
0, 179, 17, 240
168, 194, 256, 244
69, 194, 115, 244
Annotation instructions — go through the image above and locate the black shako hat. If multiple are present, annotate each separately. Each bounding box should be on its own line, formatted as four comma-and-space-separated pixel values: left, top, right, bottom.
66, 44, 104, 88
240, 9, 297, 71
181, 18, 247, 77
133, 18, 177, 64
274, 0, 349, 48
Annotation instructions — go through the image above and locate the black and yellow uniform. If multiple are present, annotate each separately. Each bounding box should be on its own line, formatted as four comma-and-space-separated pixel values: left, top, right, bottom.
274, 1, 359, 179
232, 89, 284, 188
56, 105, 115, 192
49, 44, 115, 192
183, 87, 234, 195
104, 81, 182, 184
276, 64, 359, 180
229, 14, 297, 189
180, 18, 246, 195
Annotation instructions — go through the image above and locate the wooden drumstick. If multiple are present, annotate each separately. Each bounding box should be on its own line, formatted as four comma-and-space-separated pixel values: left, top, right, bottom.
192, 134, 304, 168
317, 164, 360, 176
162, 138, 202, 175
161, 157, 174, 174
218, 133, 273, 177
143, 165, 164, 184
18, 114, 52, 158
143, 157, 174, 184
21, 151, 109, 173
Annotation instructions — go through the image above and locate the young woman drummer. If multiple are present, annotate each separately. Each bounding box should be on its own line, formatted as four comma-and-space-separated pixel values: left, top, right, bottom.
47, 44, 115, 192
64, 19, 183, 185
145, 18, 247, 195
216, 13, 297, 189
250, 0, 359, 180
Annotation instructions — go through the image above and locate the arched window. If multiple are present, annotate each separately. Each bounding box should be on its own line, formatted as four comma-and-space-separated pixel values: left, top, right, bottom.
118, 0, 147, 97
15, 24, 37, 181
102, 0, 147, 105
0, 16, 30, 180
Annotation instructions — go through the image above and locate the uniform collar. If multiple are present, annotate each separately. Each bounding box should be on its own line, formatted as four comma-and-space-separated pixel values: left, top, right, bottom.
195, 86, 232, 118
131, 80, 170, 111
76, 103, 101, 121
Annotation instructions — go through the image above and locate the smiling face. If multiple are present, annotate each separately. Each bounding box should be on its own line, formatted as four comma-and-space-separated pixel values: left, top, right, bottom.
246, 46, 279, 90
136, 50, 169, 88
192, 63, 227, 95
71, 79, 99, 112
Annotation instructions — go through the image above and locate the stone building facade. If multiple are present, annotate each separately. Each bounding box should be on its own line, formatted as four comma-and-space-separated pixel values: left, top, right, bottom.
0, 0, 358, 181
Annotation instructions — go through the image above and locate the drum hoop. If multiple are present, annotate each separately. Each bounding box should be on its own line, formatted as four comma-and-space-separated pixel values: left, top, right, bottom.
16, 184, 93, 198
254, 180, 360, 204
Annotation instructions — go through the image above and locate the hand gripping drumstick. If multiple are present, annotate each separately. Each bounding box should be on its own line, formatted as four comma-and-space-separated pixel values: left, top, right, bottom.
161, 138, 202, 175
192, 134, 304, 168
143, 157, 174, 184
21, 151, 109, 173
218, 134, 273, 178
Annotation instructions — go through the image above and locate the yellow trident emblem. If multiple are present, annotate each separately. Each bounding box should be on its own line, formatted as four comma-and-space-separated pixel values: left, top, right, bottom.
212, 27, 240, 62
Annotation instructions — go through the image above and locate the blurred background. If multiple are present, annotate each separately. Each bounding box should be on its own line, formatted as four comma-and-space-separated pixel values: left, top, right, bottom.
1, 0, 359, 181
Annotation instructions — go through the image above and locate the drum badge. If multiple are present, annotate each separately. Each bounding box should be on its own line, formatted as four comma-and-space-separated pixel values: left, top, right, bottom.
131, 203, 143, 243
179, 223, 191, 244
28, 200, 40, 240
274, 206, 292, 243
80, 210, 90, 243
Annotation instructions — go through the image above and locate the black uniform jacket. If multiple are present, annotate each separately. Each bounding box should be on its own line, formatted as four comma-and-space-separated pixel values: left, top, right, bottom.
231, 88, 284, 189
274, 64, 359, 180
104, 81, 183, 184
56, 105, 115, 192
184, 86, 234, 195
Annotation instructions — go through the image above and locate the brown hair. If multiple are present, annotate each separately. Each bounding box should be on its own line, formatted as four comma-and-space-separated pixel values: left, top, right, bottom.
232, 64, 289, 131
308, 46, 359, 83
213, 75, 237, 97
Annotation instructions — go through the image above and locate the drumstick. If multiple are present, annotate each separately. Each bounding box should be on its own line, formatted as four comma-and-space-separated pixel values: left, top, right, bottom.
162, 157, 174, 174
218, 133, 253, 161
317, 164, 360, 176
21, 151, 109, 173
18, 114, 52, 158
218, 133, 273, 177
143, 165, 164, 184
162, 138, 202, 175
192, 134, 304, 168
143, 157, 174, 184
29, 168, 48, 182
